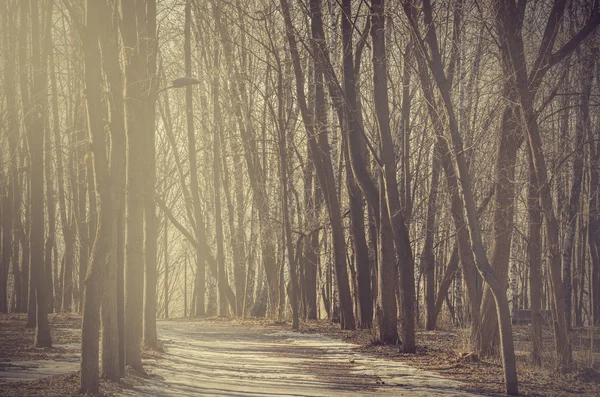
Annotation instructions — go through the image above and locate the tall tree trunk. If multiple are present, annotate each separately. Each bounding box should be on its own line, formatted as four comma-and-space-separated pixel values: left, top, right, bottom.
19, 0, 36, 328
143, 0, 159, 349
121, 0, 146, 371
478, 101, 521, 354
29, 0, 52, 348
371, 0, 414, 349
422, 150, 441, 330
221, 115, 244, 317
1, 1, 17, 314
79, 0, 114, 390
211, 40, 228, 317
304, 163, 321, 320
341, 0, 372, 329
98, 0, 126, 379
528, 152, 543, 366
185, 0, 205, 317
589, 94, 600, 326
163, 207, 169, 319
41, 1, 55, 314
562, 53, 592, 330
310, 0, 355, 330
50, 23, 76, 316
275, 59, 299, 329
76, 127, 88, 313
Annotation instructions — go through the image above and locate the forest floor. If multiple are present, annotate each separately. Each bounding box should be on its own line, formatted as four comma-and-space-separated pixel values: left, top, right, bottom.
0, 313, 599, 396
0, 313, 142, 396
258, 318, 600, 397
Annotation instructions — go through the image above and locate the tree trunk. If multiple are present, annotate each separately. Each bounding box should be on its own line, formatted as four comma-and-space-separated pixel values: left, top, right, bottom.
77, 128, 88, 314
97, 0, 126, 379
371, 0, 414, 350
186, 0, 206, 317
78, 0, 113, 390
589, 97, 600, 326
163, 207, 169, 319
211, 39, 228, 318
121, 0, 146, 371
143, 0, 159, 349
29, 0, 52, 348
528, 152, 543, 366
275, 58, 299, 329
341, 0, 372, 329
422, 150, 441, 330
562, 53, 592, 330
0, 1, 17, 314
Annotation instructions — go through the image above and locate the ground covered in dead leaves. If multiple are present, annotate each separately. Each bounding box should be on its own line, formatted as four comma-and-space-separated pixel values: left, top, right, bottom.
251, 318, 600, 397
0, 313, 152, 396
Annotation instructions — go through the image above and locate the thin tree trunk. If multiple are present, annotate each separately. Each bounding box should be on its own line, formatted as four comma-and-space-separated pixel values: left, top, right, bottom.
29, 0, 52, 348
41, 1, 55, 314
562, 53, 592, 330
274, 54, 299, 329
143, 0, 159, 350
185, 0, 206, 317
19, 0, 36, 328
163, 207, 169, 319
1, 1, 17, 314
211, 38, 228, 317
422, 150, 441, 330
528, 152, 543, 366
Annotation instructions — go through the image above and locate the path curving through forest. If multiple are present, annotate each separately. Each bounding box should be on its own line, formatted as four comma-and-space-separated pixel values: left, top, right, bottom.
123, 320, 481, 397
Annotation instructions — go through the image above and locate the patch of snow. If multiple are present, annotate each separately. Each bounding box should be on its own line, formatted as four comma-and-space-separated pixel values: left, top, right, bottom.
121, 321, 482, 396
0, 359, 79, 382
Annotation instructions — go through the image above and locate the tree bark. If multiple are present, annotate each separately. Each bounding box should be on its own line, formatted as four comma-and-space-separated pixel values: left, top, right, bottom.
98, 0, 126, 380
79, 0, 114, 390
29, 0, 52, 348
422, 150, 441, 330
341, 0, 372, 329
371, 0, 414, 350
143, 0, 159, 349
211, 37, 228, 318
186, 0, 205, 317
121, 0, 146, 370
562, 52, 592, 330
528, 151, 543, 366
1, 1, 18, 314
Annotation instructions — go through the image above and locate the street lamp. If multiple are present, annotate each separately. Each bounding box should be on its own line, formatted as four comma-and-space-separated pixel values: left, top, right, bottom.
156, 76, 201, 94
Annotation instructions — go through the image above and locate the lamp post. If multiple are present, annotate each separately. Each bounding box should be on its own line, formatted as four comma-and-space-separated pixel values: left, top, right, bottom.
156, 76, 201, 94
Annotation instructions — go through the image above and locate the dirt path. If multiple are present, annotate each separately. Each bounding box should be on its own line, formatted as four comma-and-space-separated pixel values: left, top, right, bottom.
124, 320, 481, 396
